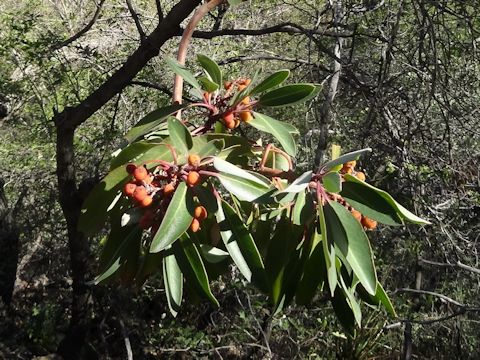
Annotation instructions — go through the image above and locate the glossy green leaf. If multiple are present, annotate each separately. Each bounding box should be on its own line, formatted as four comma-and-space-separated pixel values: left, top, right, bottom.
79, 166, 129, 236
296, 230, 327, 305
125, 104, 185, 143
265, 151, 290, 171
216, 199, 268, 291
165, 57, 201, 90
93, 227, 142, 284
321, 148, 372, 172
167, 117, 193, 155
258, 84, 317, 107
325, 201, 377, 295
332, 288, 356, 337
250, 69, 290, 95
198, 76, 219, 92
173, 234, 219, 306
163, 249, 183, 317
213, 158, 273, 202
250, 112, 297, 156
375, 282, 397, 317
110, 141, 174, 170
344, 174, 431, 224
280, 171, 312, 194
322, 172, 342, 193
199, 244, 229, 263
150, 182, 193, 253
197, 139, 224, 158
197, 54, 222, 87
341, 181, 403, 225
338, 274, 362, 327
265, 218, 303, 305
317, 202, 337, 296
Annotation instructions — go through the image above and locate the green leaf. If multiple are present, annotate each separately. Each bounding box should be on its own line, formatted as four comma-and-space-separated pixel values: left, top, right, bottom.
338, 273, 362, 327
375, 282, 397, 317
213, 158, 273, 202
173, 234, 219, 306
93, 227, 142, 284
250, 112, 297, 156
325, 201, 377, 295
79, 166, 129, 236
280, 171, 312, 194
150, 182, 193, 253
322, 172, 342, 193
332, 288, 356, 337
321, 148, 372, 172
317, 202, 336, 296
265, 151, 290, 171
167, 117, 193, 155
197, 54, 222, 87
250, 69, 290, 95
265, 218, 302, 305
110, 141, 174, 170
258, 84, 317, 107
296, 229, 327, 305
344, 174, 431, 224
198, 139, 224, 158
199, 244, 229, 263
216, 199, 268, 291
125, 104, 185, 143
163, 249, 183, 317
340, 181, 403, 225
165, 57, 201, 90
198, 76, 219, 92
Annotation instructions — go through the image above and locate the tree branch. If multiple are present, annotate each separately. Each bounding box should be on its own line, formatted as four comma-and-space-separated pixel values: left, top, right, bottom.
51, 0, 106, 51
53, 0, 203, 130
126, 0, 146, 40
155, 0, 164, 21
419, 258, 480, 275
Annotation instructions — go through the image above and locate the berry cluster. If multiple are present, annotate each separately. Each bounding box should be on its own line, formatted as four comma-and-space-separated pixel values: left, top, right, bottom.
221, 78, 254, 129
339, 161, 377, 229
122, 154, 208, 233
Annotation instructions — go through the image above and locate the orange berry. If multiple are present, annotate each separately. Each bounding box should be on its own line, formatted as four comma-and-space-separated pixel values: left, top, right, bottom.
234, 119, 240, 128
224, 117, 236, 129
163, 183, 175, 195
126, 163, 137, 174
238, 84, 247, 91
241, 96, 250, 105
223, 111, 235, 123
194, 206, 207, 221
186, 171, 201, 187
224, 81, 232, 90
133, 186, 147, 202
244, 78, 251, 86
190, 218, 200, 233
361, 216, 377, 230
123, 183, 137, 197
188, 154, 201, 167
342, 166, 353, 174
144, 175, 153, 184
356, 171, 366, 181
345, 160, 356, 169
140, 195, 153, 208
133, 166, 148, 181
239, 111, 253, 122
351, 209, 362, 222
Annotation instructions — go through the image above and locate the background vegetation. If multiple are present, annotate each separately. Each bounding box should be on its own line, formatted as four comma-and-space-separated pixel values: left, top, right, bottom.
0, 0, 479, 358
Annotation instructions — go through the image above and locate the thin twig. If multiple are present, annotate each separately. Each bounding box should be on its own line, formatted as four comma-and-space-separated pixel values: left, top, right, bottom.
419, 258, 480, 275
51, 0, 106, 50
126, 0, 146, 40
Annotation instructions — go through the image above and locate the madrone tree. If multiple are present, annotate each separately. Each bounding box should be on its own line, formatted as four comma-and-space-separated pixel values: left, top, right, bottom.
79, 0, 430, 341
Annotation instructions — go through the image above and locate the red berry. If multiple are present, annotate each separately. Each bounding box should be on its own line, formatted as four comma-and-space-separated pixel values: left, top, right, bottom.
190, 218, 200, 233
194, 206, 207, 221
133, 186, 147, 202
126, 163, 137, 174
186, 171, 200, 187
133, 166, 148, 181
123, 183, 136, 197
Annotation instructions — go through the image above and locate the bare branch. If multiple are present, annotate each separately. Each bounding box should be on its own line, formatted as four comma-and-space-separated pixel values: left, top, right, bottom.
419, 258, 480, 275
155, 0, 164, 21
51, 0, 106, 51
129, 80, 195, 102
394, 288, 464, 307
126, 0, 146, 40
